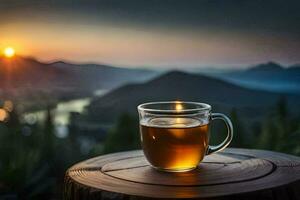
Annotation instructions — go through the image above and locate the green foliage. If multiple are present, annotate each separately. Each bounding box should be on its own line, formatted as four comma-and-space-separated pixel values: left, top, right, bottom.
229, 108, 247, 148
0, 109, 41, 194
102, 113, 140, 154
42, 107, 56, 163
0, 106, 84, 198
255, 97, 300, 156
209, 97, 300, 156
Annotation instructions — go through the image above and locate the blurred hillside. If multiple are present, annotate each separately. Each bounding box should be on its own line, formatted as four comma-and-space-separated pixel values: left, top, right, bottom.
0, 56, 158, 111
204, 62, 300, 94
86, 70, 300, 123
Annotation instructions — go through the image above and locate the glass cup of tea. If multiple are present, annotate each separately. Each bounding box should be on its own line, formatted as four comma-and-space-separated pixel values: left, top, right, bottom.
138, 101, 233, 172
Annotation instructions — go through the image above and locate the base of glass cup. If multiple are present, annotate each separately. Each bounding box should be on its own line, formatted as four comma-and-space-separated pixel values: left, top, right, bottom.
151, 165, 197, 172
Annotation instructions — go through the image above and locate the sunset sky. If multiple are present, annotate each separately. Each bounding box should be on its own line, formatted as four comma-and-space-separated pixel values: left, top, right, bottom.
0, 0, 299, 68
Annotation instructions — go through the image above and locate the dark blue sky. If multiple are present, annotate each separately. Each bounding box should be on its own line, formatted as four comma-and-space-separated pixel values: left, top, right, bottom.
1, 0, 299, 67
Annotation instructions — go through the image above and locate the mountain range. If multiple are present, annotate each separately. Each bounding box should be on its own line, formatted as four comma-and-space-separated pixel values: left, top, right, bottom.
48, 61, 158, 90
206, 62, 300, 94
0, 56, 158, 100
1, 57, 299, 114
86, 71, 300, 123
2, 57, 298, 96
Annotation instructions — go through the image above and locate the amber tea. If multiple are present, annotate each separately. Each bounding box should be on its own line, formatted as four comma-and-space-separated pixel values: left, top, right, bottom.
140, 117, 209, 171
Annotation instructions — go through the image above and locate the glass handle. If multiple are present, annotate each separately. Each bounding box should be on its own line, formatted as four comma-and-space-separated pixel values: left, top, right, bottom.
206, 113, 233, 155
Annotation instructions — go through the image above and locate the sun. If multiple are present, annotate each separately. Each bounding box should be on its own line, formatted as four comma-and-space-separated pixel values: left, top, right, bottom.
4, 47, 15, 58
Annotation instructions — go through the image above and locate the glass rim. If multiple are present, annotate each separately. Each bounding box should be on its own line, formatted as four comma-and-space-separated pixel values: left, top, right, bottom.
137, 101, 211, 114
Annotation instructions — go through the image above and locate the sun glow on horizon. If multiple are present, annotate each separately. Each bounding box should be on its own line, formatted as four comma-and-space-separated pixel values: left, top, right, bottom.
4, 47, 15, 58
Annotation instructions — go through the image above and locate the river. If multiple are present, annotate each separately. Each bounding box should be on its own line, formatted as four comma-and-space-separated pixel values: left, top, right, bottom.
23, 89, 107, 138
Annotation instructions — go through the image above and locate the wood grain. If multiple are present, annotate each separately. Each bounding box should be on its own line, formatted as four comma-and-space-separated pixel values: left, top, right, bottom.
64, 148, 300, 200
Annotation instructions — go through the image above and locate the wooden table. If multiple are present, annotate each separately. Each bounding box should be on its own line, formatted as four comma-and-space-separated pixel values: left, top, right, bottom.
64, 148, 300, 199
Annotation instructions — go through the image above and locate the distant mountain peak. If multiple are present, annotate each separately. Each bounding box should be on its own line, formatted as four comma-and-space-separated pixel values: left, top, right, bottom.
248, 62, 284, 72
159, 70, 189, 77
148, 70, 197, 83
146, 70, 236, 91
48, 60, 68, 66
0, 55, 44, 66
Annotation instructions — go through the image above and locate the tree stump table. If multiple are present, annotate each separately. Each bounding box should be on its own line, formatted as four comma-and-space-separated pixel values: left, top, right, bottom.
64, 148, 300, 200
